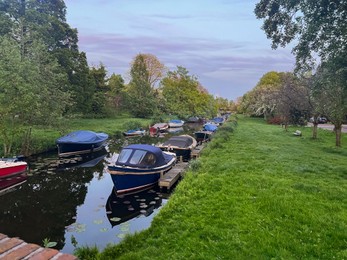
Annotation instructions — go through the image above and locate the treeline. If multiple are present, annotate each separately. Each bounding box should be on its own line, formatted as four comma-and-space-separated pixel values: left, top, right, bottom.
0, 0, 233, 156
236, 0, 347, 147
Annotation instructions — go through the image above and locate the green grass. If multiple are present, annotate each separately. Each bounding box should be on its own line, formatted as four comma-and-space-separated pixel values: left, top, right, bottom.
79, 116, 347, 259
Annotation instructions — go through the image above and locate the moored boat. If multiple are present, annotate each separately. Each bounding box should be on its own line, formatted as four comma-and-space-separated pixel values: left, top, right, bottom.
0, 159, 28, 178
168, 119, 184, 128
149, 123, 169, 136
56, 130, 108, 157
194, 130, 214, 143
123, 128, 146, 137
107, 144, 176, 194
157, 135, 197, 161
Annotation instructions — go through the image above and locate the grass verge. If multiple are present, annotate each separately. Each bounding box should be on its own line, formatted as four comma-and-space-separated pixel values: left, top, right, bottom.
77, 115, 347, 259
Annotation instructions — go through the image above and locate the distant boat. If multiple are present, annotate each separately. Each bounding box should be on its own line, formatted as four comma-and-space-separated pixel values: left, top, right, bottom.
194, 130, 214, 143
157, 135, 197, 161
56, 130, 108, 157
0, 159, 28, 179
194, 123, 217, 143
107, 144, 176, 194
212, 117, 225, 125
168, 119, 184, 128
166, 127, 184, 134
149, 123, 169, 136
123, 128, 146, 137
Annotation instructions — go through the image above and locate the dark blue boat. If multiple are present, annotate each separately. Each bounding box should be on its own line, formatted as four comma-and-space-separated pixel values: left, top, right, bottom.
56, 130, 108, 157
107, 144, 176, 194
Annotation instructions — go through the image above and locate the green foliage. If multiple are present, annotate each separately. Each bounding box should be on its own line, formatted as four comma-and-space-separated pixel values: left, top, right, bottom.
160, 66, 217, 118
74, 246, 99, 260
127, 54, 158, 118
42, 238, 57, 248
255, 0, 347, 71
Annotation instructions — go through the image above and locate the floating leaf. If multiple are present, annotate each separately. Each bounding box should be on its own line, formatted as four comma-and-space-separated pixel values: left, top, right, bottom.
93, 219, 103, 225
110, 217, 121, 222
100, 228, 108, 232
120, 226, 129, 232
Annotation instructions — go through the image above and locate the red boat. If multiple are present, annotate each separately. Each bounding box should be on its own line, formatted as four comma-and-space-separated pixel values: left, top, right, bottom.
0, 160, 28, 178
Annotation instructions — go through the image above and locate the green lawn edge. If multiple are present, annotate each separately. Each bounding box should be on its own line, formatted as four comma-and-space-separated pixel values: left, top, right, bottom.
77, 115, 347, 259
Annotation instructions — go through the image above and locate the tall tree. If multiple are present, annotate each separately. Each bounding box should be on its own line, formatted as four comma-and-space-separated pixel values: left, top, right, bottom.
161, 66, 215, 118
127, 54, 157, 118
129, 53, 166, 88
0, 36, 71, 156
107, 73, 126, 112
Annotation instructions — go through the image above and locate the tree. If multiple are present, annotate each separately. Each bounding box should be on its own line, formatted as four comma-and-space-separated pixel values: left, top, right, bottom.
240, 71, 282, 119
161, 66, 216, 118
0, 36, 71, 156
127, 54, 157, 118
129, 53, 166, 88
312, 57, 347, 147
254, 0, 347, 71
107, 73, 126, 112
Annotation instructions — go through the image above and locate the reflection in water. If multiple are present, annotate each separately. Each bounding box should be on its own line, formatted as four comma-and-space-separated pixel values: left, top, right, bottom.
0, 173, 28, 195
0, 150, 106, 250
106, 188, 162, 227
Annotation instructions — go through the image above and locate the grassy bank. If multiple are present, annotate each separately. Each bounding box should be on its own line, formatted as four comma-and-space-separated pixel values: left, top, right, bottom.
8, 116, 151, 156
78, 116, 347, 259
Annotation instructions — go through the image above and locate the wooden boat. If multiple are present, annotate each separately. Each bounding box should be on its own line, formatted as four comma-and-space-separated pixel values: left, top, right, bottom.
0, 159, 28, 178
107, 144, 176, 194
106, 187, 162, 227
157, 135, 197, 161
56, 130, 108, 157
168, 119, 184, 128
123, 128, 146, 137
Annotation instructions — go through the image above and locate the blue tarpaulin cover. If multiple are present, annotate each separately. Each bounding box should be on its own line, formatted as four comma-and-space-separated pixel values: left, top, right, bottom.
56, 130, 108, 144
203, 124, 218, 132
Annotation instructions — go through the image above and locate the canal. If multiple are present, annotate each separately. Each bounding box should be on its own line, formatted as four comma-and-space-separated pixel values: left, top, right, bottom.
0, 123, 202, 254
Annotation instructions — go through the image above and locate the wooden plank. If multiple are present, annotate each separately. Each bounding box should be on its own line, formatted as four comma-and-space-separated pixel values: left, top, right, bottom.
159, 162, 188, 189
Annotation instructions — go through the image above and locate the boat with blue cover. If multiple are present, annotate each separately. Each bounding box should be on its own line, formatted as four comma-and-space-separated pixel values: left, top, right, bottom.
168, 119, 184, 128
123, 128, 146, 137
56, 130, 108, 157
107, 144, 176, 194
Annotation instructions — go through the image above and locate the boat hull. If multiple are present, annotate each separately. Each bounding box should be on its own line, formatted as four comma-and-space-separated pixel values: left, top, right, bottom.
108, 160, 175, 194
0, 161, 27, 178
57, 141, 106, 157
194, 131, 213, 143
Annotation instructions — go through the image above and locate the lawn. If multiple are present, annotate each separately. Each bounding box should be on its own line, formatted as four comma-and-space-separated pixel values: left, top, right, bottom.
77, 116, 347, 259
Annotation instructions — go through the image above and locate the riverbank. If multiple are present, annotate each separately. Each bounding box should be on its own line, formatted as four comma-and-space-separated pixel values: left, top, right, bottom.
77, 116, 347, 259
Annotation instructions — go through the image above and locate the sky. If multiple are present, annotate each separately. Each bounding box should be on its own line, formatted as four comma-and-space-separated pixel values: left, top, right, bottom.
64, 0, 296, 101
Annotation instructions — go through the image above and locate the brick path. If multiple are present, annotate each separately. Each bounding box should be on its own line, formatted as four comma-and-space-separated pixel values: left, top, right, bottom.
0, 233, 77, 259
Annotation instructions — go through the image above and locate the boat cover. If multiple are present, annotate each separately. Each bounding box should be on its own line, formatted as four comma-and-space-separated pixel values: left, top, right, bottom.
56, 130, 108, 144
162, 136, 194, 148
213, 117, 224, 123
169, 119, 183, 123
118, 144, 173, 167
203, 124, 218, 132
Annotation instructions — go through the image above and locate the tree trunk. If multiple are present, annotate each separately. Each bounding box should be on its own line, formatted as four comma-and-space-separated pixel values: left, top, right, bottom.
312, 122, 318, 139
335, 124, 342, 147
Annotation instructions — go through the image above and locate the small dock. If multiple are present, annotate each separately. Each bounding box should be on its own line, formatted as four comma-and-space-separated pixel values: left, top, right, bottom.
159, 162, 188, 190
191, 144, 205, 159
0, 233, 77, 260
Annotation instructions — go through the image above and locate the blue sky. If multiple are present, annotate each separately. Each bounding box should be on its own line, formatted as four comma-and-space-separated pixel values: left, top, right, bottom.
64, 0, 295, 100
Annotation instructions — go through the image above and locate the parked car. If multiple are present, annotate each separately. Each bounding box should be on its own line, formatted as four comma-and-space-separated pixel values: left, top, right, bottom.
309, 116, 328, 124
